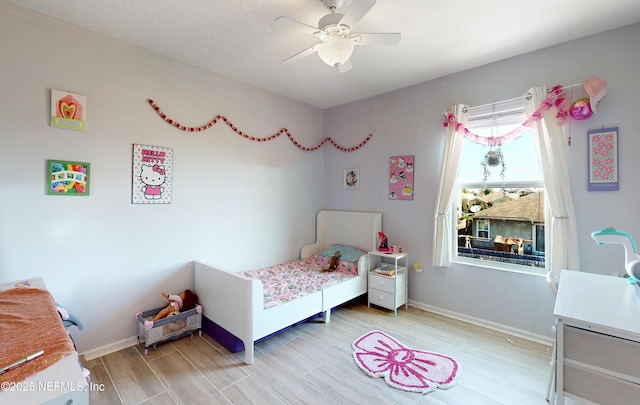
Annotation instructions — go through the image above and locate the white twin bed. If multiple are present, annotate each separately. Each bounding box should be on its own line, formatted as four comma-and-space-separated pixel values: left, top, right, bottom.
195, 210, 382, 364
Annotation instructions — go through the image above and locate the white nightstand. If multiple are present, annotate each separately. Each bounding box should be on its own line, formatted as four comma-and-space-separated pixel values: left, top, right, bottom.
367, 250, 408, 316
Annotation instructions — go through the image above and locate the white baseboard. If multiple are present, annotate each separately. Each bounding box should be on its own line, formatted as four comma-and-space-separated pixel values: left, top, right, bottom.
81, 336, 139, 361
81, 302, 553, 360
408, 300, 554, 347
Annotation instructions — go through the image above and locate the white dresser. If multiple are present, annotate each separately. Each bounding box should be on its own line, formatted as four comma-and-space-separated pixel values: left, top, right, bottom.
553, 270, 640, 405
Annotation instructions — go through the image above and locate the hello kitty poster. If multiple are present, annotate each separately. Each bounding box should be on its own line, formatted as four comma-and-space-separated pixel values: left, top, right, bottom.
389, 155, 414, 200
132, 144, 173, 204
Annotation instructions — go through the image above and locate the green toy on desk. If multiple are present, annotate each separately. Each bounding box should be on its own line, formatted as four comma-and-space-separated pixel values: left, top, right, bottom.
592, 227, 640, 290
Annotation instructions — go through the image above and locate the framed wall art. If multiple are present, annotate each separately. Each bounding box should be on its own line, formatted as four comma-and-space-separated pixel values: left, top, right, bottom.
389, 155, 414, 200
344, 168, 359, 189
132, 144, 173, 204
51, 89, 87, 131
588, 127, 618, 191
47, 160, 90, 196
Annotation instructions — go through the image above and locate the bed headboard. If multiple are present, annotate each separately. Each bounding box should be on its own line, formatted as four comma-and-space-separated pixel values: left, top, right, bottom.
300, 210, 382, 259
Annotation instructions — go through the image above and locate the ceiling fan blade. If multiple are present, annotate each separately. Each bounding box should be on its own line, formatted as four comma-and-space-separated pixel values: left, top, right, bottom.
281, 44, 322, 64
338, 0, 376, 30
274, 16, 320, 36
338, 59, 352, 73
351, 32, 401, 46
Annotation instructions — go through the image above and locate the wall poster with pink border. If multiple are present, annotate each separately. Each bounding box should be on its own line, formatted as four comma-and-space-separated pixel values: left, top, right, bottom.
389, 155, 414, 200
588, 127, 618, 191
51, 89, 87, 131
132, 144, 173, 204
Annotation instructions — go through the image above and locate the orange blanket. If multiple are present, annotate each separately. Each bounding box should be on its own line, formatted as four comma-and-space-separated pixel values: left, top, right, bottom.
0, 288, 76, 387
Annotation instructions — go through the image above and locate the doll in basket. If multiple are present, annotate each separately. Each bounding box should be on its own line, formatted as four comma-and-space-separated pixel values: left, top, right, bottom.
143, 289, 199, 331
151, 289, 199, 322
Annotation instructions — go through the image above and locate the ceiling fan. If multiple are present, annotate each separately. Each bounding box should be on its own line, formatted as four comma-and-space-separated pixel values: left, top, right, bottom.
275, 0, 401, 72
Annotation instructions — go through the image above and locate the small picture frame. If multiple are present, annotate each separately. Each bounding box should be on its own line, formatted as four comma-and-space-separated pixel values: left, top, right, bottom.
51, 89, 87, 131
47, 160, 90, 196
344, 168, 359, 189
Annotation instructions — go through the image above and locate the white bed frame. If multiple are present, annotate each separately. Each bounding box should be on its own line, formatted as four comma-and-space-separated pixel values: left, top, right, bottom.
194, 210, 381, 364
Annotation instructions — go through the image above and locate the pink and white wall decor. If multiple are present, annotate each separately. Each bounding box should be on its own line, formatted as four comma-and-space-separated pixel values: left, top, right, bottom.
389, 155, 414, 200
588, 127, 618, 191
132, 144, 173, 204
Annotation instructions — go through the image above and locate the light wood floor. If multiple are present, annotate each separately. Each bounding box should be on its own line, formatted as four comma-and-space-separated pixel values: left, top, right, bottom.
83, 301, 557, 404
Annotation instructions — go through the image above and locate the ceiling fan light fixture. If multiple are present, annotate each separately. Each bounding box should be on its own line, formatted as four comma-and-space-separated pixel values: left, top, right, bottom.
317, 36, 354, 67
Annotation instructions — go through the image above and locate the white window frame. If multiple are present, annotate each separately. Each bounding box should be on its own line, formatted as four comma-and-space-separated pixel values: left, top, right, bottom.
446, 98, 552, 275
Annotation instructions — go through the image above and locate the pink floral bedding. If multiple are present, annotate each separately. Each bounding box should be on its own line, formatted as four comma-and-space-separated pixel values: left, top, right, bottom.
242, 253, 359, 309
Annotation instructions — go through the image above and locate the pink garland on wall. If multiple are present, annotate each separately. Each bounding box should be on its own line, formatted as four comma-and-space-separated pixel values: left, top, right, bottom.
443, 85, 569, 146
147, 99, 372, 152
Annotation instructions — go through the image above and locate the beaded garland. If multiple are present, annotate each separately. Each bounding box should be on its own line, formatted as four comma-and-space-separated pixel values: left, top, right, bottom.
147, 99, 372, 152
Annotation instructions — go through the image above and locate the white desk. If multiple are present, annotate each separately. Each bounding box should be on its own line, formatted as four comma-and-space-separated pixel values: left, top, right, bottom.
553, 270, 640, 404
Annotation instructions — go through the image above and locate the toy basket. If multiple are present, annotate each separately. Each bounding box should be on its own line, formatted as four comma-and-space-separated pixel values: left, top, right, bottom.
136, 304, 202, 354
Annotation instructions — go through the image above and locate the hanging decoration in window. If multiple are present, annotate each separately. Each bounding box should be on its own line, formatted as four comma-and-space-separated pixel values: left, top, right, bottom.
481, 148, 505, 181
569, 98, 593, 121
479, 112, 506, 189
443, 84, 569, 146
444, 77, 607, 147
146, 99, 372, 152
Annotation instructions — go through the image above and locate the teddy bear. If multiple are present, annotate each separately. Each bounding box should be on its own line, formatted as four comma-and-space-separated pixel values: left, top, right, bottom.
322, 251, 341, 272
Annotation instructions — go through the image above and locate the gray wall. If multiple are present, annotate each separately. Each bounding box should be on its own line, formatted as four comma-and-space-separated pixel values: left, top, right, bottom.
324, 23, 640, 342
0, 2, 325, 354
2, 0, 638, 352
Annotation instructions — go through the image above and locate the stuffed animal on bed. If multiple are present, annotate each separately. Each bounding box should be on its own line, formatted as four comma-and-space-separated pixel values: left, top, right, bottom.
322, 251, 341, 272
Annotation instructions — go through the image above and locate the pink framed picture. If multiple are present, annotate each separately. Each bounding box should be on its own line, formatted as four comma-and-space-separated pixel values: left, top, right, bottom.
389, 155, 414, 200
588, 127, 618, 191
132, 144, 173, 204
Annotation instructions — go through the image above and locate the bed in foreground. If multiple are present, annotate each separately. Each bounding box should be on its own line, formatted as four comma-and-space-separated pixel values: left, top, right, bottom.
195, 209, 382, 364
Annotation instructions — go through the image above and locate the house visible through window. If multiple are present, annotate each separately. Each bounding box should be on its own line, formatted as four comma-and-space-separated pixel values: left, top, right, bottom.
453, 106, 546, 271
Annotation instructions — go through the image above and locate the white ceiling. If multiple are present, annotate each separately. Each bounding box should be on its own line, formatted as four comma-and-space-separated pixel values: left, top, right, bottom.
7, 0, 640, 109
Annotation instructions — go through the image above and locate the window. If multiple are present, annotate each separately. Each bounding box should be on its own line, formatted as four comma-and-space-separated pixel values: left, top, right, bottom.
476, 219, 489, 238
453, 106, 546, 272
534, 224, 545, 254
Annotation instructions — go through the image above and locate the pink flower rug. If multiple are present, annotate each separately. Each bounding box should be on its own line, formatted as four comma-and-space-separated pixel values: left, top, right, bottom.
352, 330, 459, 394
